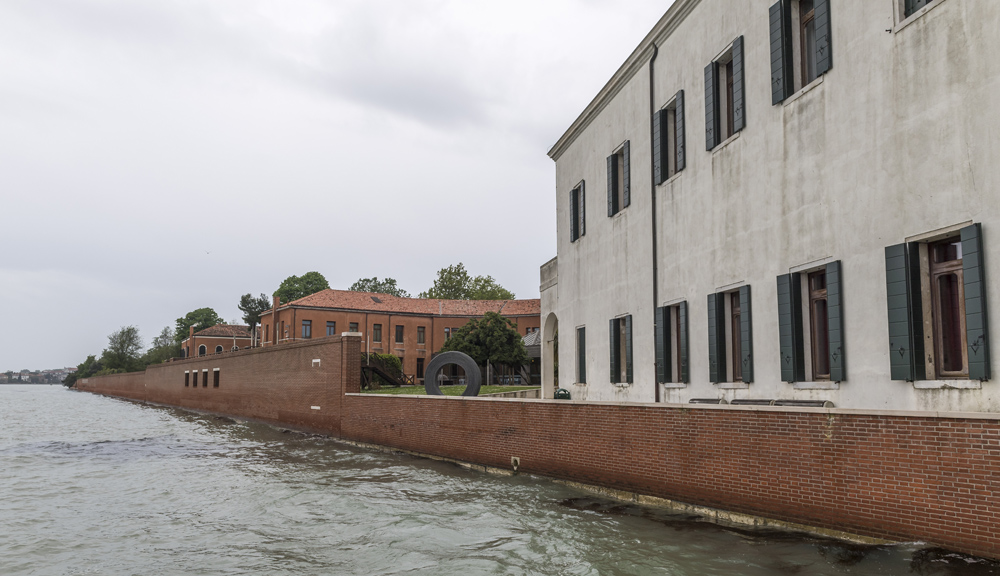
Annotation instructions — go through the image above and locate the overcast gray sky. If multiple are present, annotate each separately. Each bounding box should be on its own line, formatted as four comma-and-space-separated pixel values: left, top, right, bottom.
0, 0, 673, 371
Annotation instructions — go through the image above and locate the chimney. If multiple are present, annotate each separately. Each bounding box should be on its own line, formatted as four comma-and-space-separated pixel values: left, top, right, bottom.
189, 325, 195, 338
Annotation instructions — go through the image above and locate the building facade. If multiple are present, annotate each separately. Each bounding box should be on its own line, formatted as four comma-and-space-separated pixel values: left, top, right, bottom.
260, 290, 541, 383
542, 0, 1000, 412
181, 325, 253, 358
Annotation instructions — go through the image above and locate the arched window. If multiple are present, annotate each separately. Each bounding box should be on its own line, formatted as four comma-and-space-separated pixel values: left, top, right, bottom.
198, 345, 207, 356
181, 348, 187, 358
215, 345, 223, 354
231, 346, 239, 352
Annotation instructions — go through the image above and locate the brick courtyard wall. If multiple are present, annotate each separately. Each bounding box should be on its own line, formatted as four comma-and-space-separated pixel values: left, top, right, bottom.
76, 347, 999, 560
340, 395, 1000, 560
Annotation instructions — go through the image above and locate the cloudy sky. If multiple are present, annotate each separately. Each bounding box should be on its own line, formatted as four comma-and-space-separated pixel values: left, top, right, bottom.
0, 0, 673, 371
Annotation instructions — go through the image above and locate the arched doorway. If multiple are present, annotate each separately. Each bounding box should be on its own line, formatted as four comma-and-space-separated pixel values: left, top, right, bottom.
542, 312, 558, 399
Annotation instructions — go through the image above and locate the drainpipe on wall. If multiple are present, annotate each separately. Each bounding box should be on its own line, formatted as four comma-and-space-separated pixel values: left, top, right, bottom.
649, 41, 661, 403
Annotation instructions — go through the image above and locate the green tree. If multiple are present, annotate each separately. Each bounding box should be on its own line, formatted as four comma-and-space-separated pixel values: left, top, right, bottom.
238, 293, 271, 335
63, 355, 104, 387
141, 326, 182, 366
439, 311, 529, 368
349, 277, 411, 298
273, 271, 330, 303
100, 325, 144, 373
419, 263, 515, 300
174, 308, 224, 343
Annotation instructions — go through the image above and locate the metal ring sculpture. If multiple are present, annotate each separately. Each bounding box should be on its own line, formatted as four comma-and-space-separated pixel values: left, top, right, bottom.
423, 351, 482, 397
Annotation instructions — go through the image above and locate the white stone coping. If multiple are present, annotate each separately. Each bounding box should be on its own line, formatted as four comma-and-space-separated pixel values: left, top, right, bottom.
344, 393, 1000, 420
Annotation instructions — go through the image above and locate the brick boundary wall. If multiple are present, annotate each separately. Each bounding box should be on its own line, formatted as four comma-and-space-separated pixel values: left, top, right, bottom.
77, 338, 1000, 560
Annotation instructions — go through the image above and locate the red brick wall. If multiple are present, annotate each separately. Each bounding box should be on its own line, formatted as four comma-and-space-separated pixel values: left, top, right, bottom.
75, 371, 146, 401
339, 396, 1000, 560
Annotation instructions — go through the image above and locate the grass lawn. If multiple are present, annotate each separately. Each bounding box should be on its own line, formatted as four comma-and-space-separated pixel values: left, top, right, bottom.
364, 385, 540, 396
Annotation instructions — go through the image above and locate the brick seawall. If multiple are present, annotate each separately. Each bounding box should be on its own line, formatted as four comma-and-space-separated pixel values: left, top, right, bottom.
76, 337, 1000, 560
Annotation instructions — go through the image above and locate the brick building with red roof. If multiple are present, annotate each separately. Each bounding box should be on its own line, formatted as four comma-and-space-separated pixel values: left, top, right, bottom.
181, 324, 253, 358
260, 290, 541, 384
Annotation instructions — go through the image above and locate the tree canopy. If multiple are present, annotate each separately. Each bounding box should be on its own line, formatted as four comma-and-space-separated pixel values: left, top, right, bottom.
419, 263, 515, 300
439, 312, 528, 367
349, 277, 410, 298
141, 326, 181, 366
100, 325, 144, 373
174, 308, 223, 343
238, 293, 271, 332
273, 271, 330, 303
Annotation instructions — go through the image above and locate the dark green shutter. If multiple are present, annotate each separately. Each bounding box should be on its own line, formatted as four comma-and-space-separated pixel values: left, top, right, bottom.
708, 293, 726, 383
653, 110, 666, 185
655, 307, 670, 383
962, 224, 990, 380
679, 301, 689, 383
705, 61, 719, 150
624, 315, 633, 383
607, 155, 617, 216
609, 319, 620, 383
577, 327, 586, 384
622, 141, 631, 208
815, 0, 832, 76
570, 188, 579, 242
769, 0, 793, 105
579, 181, 585, 237
777, 274, 805, 382
674, 90, 686, 172
885, 244, 925, 381
739, 285, 753, 383
732, 36, 746, 133
827, 260, 846, 381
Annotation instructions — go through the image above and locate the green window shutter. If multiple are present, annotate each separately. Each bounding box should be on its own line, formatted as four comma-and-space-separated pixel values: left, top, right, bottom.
884, 244, 925, 381
622, 141, 631, 208
826, 260, 846, 381
704, 61, 719, 150
769, 1, 793, 105
609, 319, 620, 383
739, 285, 753, 383
570, 188, 579, 242
777, 274, 805, 382
732, 36, 746, 133
577, 327, 587, 384
579, 181, 585, 236
679, 301, 689, 383
655, 307, 670, 383
653, 110, 666, 185
625, 315, 633, 383
607, 155, 617, 216
814, 0, 832, 76
674, 90, 686, 172
962, 224, 991, 380
707, 293, 726, 383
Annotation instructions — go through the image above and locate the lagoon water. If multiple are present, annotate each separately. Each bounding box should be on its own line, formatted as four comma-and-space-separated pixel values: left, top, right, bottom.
1, 385, 996, 576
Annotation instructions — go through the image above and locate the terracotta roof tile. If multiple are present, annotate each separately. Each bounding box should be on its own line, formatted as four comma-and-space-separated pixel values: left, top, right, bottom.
272, 290, 540, 317
195, 324, 252, 338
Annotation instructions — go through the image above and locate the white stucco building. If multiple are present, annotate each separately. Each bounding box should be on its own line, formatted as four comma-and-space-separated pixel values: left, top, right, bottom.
540, 0, 1000, 412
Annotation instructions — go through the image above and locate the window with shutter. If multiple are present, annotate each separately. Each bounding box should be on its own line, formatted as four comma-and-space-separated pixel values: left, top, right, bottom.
657, 302, 689, 384
577, 327, 587, 384
962, 224, 990, 380
570, 183, 585, 242
706, 37, 744, 149
707, 293, 726, 383
739, 285, 754, 383
655, 92, 685, 184
609, 316, 632, 384
609, 319, 620, 383
777, 274, 805, 382
607, 145, 628, 216
884, 244, 925, 381
770, 0, 832, 103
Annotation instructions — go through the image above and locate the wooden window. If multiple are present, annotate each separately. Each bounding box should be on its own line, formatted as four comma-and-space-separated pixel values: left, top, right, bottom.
654, 92, 686, 185
326, 321, 336, 336
606, 143, 630, 216
416, 358, 425, 379
202, 370, 208, 388
198, 345, 206, 357
395, 325, 404, 344
656, 303, 689, 384
302, 320, 312, 339
705, 37, 744, 149
730, 292, 743, 382
444, 327, 451, 340
930, 238, 968, 378
184, 372, 189, 387
609, 316, 633, 384
349, 322, 358, 332
770, 0, 831, 103
570, 182, 585, 242
799, 0, 817, 86
213, 370, 220, 388
577, 327, 586, 384
808, 270, 830, 380
417, 326, 425, 344
372, 324, 382, 343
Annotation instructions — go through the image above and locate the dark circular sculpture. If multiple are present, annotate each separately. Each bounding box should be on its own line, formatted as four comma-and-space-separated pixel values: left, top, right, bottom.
423, 351, 482, 397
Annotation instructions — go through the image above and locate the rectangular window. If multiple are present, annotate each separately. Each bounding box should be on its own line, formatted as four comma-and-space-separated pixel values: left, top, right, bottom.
884, 225, 989, 381
202, 370, 208, 388
606, 142, 630, 217
265, 324, 269, 343
730, 292, 743, 382
808, 271, 830, 380
417, 326, 425, 344
577, 327, 587, 384
395, 325, 404, 344
654, 92, 686, 185
777, 262, 845, 383
373, 324, 382, 342
326, 321, 336, 336
705, 37, 745, 150
192, 371, 198, 387
416, 358, 425, 379
445, 328, 451, 339
570, 182, 586, 242
708, 287, 753, 383
609, 316, 633, 384
213, 369, 220, 388
904, 0, 931, 19
655, 302, 689, 384
184, 371, 189, 387
302, 320, 312, 339
770, 0, 831, 104
281, 321, 286, 340
349, 322, 359, 333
